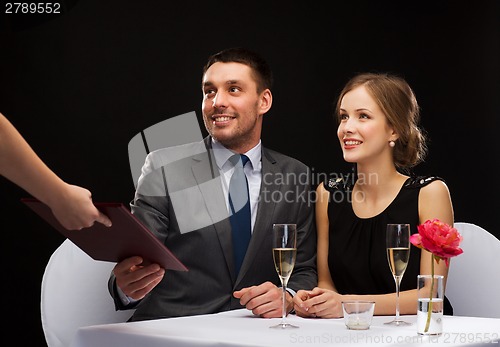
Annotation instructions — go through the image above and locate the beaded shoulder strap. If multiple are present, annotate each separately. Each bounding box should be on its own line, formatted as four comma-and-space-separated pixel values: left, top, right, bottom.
322, 174, 355, 193
403, 176, 444, 189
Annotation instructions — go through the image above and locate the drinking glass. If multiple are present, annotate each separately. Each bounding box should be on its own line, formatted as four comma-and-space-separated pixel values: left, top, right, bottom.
385, 223, 412, 326
417, 275, 444, 335
270, 223, 298, 329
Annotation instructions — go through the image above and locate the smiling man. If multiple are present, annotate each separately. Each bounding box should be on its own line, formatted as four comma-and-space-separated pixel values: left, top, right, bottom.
108, 47, 317, 321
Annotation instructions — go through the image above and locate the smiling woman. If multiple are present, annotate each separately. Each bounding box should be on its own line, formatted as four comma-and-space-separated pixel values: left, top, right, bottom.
293, 72, 455, 319
336, 74, 427, 172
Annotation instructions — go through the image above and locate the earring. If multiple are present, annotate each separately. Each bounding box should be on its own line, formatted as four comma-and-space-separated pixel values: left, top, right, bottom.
389, 140, 395, 148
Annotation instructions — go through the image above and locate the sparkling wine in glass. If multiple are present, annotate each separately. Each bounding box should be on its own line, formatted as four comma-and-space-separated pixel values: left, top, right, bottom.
270, 223, 298, 329
385, 223, 412, 326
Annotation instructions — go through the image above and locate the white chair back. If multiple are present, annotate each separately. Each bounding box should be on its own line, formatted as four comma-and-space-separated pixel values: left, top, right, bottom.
446, 222, 500, 318
41, 239, 134, 347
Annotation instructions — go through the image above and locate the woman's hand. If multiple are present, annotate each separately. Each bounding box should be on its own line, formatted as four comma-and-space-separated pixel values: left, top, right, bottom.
293, 287, 344, 318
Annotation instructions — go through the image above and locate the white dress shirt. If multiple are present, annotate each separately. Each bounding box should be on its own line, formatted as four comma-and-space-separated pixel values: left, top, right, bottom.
211, 138, 262, 233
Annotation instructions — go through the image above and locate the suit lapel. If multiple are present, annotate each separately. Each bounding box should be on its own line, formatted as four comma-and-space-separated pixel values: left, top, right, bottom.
191, 138, 235, 281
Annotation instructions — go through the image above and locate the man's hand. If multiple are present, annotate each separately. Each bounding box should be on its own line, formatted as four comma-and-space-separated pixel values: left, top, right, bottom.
113, 256, 165, 300
233, 281, 293, 318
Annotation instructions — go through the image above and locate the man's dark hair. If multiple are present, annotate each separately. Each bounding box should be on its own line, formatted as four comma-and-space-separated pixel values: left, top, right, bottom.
203, 47, 273, 92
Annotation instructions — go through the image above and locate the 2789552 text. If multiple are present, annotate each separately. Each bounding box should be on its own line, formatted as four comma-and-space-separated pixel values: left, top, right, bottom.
5, 2, 61, 14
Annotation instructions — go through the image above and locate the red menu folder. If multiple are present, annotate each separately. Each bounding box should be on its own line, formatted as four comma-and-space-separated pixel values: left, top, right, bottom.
22, 198, 188, 271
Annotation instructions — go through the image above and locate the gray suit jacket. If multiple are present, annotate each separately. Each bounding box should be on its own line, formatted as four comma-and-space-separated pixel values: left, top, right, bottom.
110, 137, 317, 321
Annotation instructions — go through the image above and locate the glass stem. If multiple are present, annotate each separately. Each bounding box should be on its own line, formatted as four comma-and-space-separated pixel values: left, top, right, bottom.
281, 283, 287, 324
395, 276, 401, 320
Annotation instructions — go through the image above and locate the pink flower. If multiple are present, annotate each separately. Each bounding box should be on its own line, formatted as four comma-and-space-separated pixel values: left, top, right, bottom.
410, 219, 463, 266
411, 219, 463, 333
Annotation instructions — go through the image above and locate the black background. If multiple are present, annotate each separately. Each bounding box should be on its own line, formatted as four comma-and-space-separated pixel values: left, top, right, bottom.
1, 1, 498, 345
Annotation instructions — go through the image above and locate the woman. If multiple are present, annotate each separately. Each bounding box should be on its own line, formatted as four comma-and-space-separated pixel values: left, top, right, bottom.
293, 73, 454, 318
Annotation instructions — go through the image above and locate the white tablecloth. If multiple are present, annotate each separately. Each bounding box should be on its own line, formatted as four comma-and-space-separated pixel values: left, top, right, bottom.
71, 309, 500, 347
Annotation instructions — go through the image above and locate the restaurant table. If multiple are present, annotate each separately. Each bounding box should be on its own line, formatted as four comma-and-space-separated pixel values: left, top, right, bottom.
70, 309, 500, 347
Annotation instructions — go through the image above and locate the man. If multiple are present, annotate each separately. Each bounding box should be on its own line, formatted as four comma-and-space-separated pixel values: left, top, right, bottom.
109, 47, 316, 321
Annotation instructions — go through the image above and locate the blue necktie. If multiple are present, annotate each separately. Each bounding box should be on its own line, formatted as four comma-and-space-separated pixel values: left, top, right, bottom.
228, 154, 251, 276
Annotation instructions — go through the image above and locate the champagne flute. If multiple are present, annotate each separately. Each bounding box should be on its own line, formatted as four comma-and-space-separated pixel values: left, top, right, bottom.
385, 223, 412, 326
270, 223, 298, 329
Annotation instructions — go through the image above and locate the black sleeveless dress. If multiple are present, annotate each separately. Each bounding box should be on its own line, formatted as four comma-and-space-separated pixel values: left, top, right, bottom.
324, 175, 453, 315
